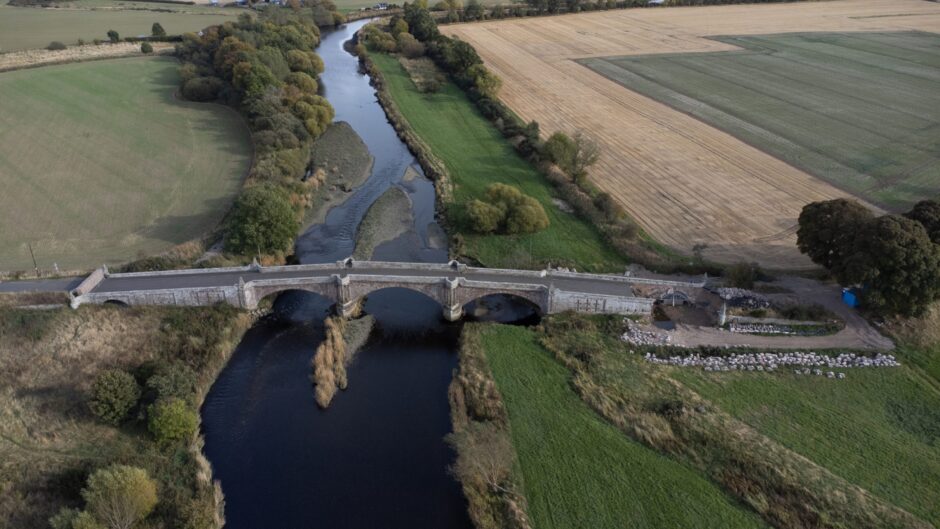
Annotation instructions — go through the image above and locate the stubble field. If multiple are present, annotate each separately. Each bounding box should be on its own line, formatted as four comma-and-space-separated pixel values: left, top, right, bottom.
0, 57, 251, 271
442, 0, 940, 268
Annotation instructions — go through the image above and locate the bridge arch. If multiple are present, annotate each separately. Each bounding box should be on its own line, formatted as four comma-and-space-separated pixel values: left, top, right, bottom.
463, 292, 543, 323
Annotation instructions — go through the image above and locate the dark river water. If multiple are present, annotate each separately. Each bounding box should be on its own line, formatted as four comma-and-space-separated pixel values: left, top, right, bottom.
200, 20, 533, 529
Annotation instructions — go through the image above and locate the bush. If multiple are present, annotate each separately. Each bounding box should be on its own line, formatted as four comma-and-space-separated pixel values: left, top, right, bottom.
466, 199, 503, 233
465, 183, 549, 235
397, 32, 426, 58
82, 465, 158, 529
106, 30, 120, 43
46, 41, 67, 51
88, 369, 141, 425
181, 76, 224, 102
148, 398, 198, 445
151, 22, 166, 38
725, 262, 760, 289
225, 184, 298, 255
146, 362, 197, 404
140, 42, 153, 54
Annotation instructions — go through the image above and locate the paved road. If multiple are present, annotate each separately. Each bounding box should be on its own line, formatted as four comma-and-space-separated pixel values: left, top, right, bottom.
88, 266, 648, 297
0, 277, 83, 293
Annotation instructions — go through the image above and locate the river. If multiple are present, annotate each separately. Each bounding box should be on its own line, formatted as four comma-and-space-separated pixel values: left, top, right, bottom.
200, 20, 518, 529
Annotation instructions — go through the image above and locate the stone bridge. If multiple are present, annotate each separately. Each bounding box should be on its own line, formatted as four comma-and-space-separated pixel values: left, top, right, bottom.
68, 259, 707, 321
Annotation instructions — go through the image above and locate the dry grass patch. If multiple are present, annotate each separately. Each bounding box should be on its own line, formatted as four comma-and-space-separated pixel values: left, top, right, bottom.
441, 0, 940, 268
399, 56, 446, 92
0, 305, 253, 529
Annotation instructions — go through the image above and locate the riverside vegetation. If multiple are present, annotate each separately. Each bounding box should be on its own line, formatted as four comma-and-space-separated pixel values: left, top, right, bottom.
310, 314, 375, 408
0, 305, 255, 529
360, 10, 717, 273
464, 313, 940, 529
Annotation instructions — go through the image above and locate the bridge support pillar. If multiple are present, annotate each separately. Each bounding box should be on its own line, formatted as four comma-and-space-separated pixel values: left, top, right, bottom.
442, 277, 462, 322
334, 274, 360, 318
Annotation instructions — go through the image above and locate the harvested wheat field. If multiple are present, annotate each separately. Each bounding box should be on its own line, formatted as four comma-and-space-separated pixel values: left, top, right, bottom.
442, 0, 940, 268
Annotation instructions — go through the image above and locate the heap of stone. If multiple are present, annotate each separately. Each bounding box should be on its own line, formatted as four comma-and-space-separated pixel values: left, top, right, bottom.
643, 351, 899, 376
715, 288, 770, 309
621, 325, 674, 346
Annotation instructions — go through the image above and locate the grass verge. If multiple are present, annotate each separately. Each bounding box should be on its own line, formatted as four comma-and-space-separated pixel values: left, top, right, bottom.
537, 313, 935, 529
369, 52, 627, 272
471, 322, 768, 529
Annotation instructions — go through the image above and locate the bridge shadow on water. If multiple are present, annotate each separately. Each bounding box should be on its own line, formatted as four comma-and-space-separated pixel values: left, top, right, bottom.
200, 287, 537, 529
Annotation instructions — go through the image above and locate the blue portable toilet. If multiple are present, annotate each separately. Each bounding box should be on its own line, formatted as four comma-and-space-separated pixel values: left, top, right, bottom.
842, 288, 859, 308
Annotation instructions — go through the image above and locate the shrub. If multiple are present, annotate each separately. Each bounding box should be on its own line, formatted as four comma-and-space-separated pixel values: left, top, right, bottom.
397, 32, 426, 58
225, 184, 298, 255
148, 398, 198, 445
140, 42, 153, 54
146, 362, 197, 404
466, 199, 503, 233
181, 76, 224, 102
106, 30, 120, 43
151, 22, 166, 38
88, 369, 140, 425
725, 262, 760, 289
466, 183, 549, 235
82, 465, 158, 529
46, 41, 67, 51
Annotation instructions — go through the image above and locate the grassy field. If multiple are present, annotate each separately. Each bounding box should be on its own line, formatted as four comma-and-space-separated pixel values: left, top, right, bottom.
370, 53, 627, 272
0, 305, 253, 529
0, 57, 251, 271
0, 3, 238, 51
476, 324, 767, 529
442, 0, 940, 267
671, 366, 940, 525
580, 32, 940, 212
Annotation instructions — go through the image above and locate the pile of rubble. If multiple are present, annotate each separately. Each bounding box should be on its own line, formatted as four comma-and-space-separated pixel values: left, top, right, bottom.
621, 325, 675, 346
715, 288, 770, 309
642, 350, 900, 378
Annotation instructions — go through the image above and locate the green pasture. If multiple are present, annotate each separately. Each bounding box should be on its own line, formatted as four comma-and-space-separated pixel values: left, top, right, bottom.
0, 3, 239, 51
579, 31, 940, 211
670, 364, 940, 525
0, 57, 251, 271
475, 324, 767, 529
371, 53, 627, 272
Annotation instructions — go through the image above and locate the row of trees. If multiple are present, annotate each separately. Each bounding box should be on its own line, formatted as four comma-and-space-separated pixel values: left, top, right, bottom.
797, 199, 940, 316
396, 5, 677, 268
175, 11, 335, 256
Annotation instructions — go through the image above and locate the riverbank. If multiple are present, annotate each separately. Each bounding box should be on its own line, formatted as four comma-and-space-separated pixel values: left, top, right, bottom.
0, 305, 254, 529
365, 50, 626, 272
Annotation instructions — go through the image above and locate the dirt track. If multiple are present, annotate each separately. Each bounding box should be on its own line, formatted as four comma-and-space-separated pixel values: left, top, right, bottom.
442, 0, 940, 268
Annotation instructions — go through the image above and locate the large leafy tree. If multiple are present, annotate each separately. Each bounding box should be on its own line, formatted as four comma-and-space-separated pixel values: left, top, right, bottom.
843, 215, 940, 317
905, 199, 940, 244
796, 199, 873, 273
225, 184, 298, 255
82, 465, 158, 529
88, 370, 140, 426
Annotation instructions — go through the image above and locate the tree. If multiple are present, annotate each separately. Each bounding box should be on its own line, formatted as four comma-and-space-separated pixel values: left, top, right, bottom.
466, 64, 500, 98
796, 199, 873, 273
106, 30, 120, 43
905, 199, 940, 244
151, 22, 166, 38
148, 398, 198, 445
404, 3, 439, 41
463, 0, 484, 20
843, 215, 940, 317
181, 76, 224, 102
390, 17, 409, 37
82, 465, 158, 529
140, 42, 153, 54
226, 184, 297, 256
544, 131, 599, 180
442, 39, 481, 74
89, 370, 140, 425
397, 32, 426, 58
570, 132, 600, 180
